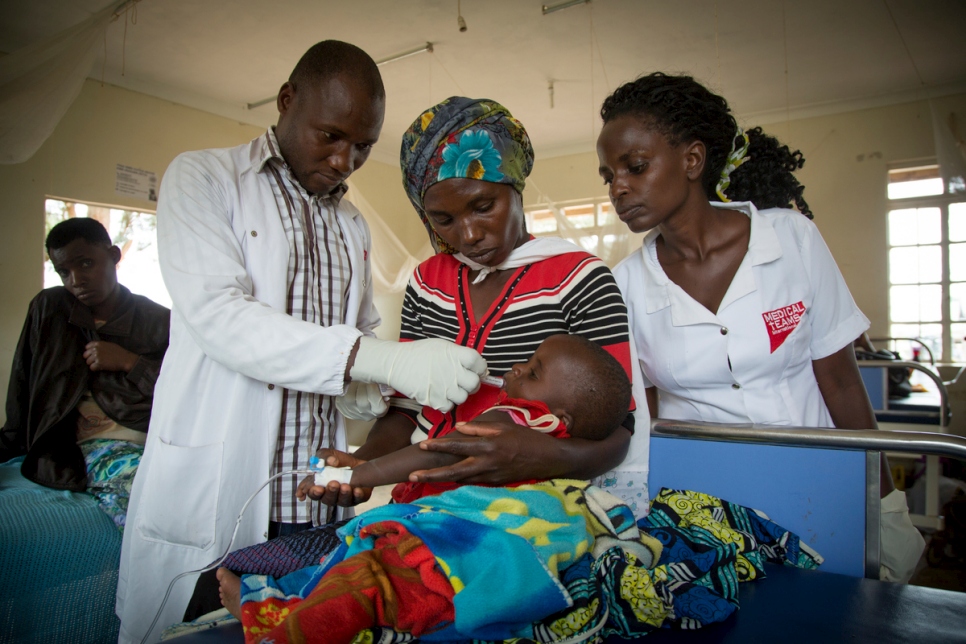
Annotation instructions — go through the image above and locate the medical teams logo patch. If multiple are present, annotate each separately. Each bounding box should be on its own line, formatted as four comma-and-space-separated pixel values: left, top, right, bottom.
762, 301, 806, 353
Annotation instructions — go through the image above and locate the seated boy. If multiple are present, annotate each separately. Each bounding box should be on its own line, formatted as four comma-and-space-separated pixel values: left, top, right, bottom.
0, 218, 169, 530
217, 333, 631, 619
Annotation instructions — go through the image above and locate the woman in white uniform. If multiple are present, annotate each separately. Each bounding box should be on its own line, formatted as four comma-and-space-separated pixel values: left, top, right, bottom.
598, 72, 924, 582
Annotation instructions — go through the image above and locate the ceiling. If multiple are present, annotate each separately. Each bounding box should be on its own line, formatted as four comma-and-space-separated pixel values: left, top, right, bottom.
1, 0, 965, 164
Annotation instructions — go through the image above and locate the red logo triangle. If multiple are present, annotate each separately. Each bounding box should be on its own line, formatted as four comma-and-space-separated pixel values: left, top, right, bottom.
762, 301, 806, 353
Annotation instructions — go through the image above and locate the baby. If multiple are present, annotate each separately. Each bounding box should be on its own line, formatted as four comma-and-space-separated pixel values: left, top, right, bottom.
216, 334, 631, 620
298, 333, 632, 503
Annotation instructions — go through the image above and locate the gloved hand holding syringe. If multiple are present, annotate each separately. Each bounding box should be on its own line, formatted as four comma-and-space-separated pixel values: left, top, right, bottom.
337, 337, 501, 421
377, 372, 504, 397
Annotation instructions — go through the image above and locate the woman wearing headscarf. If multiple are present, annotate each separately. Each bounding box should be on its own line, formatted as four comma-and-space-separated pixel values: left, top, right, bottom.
331, 97, 649, 513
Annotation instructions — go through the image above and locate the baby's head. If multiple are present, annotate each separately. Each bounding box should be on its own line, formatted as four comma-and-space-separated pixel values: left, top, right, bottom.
503, 334, 631, 440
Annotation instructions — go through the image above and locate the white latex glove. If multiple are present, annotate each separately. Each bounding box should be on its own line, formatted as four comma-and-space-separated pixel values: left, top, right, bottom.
335, 381, 388, 421
350, 336, 486, 412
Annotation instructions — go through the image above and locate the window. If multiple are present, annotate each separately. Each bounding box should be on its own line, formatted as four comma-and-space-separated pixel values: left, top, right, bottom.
525, 197, 647, 265
886, 164, 966, 362
44, 198, 171, 308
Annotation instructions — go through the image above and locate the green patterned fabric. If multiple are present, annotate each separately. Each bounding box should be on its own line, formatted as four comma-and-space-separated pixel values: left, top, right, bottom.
79, 439, 143, 532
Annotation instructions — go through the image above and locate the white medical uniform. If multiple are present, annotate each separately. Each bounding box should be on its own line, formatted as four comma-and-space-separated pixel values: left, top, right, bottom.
116, 139, 378, 643
614, 201, 869, 427
615, 201, 924, 582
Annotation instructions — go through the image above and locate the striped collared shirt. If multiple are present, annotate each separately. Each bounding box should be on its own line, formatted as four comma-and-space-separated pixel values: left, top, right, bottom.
257, 128, 353, 525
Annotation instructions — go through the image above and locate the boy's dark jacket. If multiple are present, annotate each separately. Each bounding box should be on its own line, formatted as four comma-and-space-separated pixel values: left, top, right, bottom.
0, 286, 169, 490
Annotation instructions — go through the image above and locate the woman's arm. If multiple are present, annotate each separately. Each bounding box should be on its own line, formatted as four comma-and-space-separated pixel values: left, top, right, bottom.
813, 344, 894, 496
412, 421, 631, 485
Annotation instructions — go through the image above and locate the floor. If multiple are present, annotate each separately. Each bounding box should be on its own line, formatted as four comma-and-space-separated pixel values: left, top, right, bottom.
910, 508, 966, 592
907, 459, 966, 592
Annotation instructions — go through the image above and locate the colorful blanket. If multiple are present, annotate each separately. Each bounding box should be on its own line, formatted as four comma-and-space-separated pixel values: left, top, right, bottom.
237, 484, 821, 644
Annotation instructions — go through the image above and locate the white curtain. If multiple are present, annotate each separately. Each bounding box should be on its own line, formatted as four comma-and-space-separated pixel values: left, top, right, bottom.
345, 181, 433, 294
527, 179, 642, 269
0, 1, 131, 165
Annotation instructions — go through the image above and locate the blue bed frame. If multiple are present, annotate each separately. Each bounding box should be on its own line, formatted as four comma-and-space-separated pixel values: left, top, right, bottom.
648, 434, 876, 578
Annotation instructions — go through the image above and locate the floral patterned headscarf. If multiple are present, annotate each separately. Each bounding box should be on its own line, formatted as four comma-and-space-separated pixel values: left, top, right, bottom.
400, 97, 534, 253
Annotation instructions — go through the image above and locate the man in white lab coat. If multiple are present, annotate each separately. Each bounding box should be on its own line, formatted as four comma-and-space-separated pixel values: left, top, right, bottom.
116, 41, 486, 643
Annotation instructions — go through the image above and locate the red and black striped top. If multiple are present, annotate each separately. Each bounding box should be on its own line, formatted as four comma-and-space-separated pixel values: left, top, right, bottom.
391, 250, 634, 434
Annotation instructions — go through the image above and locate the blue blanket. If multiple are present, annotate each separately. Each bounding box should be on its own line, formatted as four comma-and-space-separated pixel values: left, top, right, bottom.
0, 457, 121, 644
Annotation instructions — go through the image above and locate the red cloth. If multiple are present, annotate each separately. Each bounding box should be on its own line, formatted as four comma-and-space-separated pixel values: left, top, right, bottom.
241, 522, 455, 644
391, 389, 568, 504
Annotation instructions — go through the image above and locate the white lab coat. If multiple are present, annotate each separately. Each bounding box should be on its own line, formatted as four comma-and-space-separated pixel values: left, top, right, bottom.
116, 139, 379, 643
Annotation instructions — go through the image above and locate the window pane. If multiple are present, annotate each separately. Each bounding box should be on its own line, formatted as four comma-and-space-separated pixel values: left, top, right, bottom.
563, 204, 595, 228
889, 247, 919, 284
953, 323, 966, 362
890, 286, 923, 322
888, 178, 944, 200
951, 243, 966, 282
890, 284, 942, 322
888, 208, 940, 246
918, 325, 942, 363
889, 324, 921, 340
917, 208, 941, 244
889, 245, 940, 284
951, 203, 966, 242
952, 283, 966, 321
919, 285, 943, 321
918, 245, 942, 283
886, 327, 919, 361
888, 209, 918, 246
888, 326, 940, 362
527, 209, 557, 233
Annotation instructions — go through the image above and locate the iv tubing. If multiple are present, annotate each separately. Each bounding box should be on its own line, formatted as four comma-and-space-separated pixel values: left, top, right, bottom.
138, 468, 316, 644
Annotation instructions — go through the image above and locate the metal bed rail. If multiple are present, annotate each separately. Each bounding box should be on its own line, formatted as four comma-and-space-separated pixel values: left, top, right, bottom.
651, 419, 966, 533
650, 419, 966, 459
854, 359, 950, 428
869, 337, 936, 366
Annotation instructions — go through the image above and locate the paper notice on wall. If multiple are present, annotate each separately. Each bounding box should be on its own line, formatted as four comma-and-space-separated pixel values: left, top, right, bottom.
115, 164, 158, 202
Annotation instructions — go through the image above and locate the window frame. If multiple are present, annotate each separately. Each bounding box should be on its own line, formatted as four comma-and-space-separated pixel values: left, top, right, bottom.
886, 184, 966, 362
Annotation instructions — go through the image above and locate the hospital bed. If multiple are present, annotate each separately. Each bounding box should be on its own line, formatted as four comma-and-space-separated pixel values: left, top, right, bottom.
170, 420, 966, 643
859, 358, 951, 530
870, 336, 936, 366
